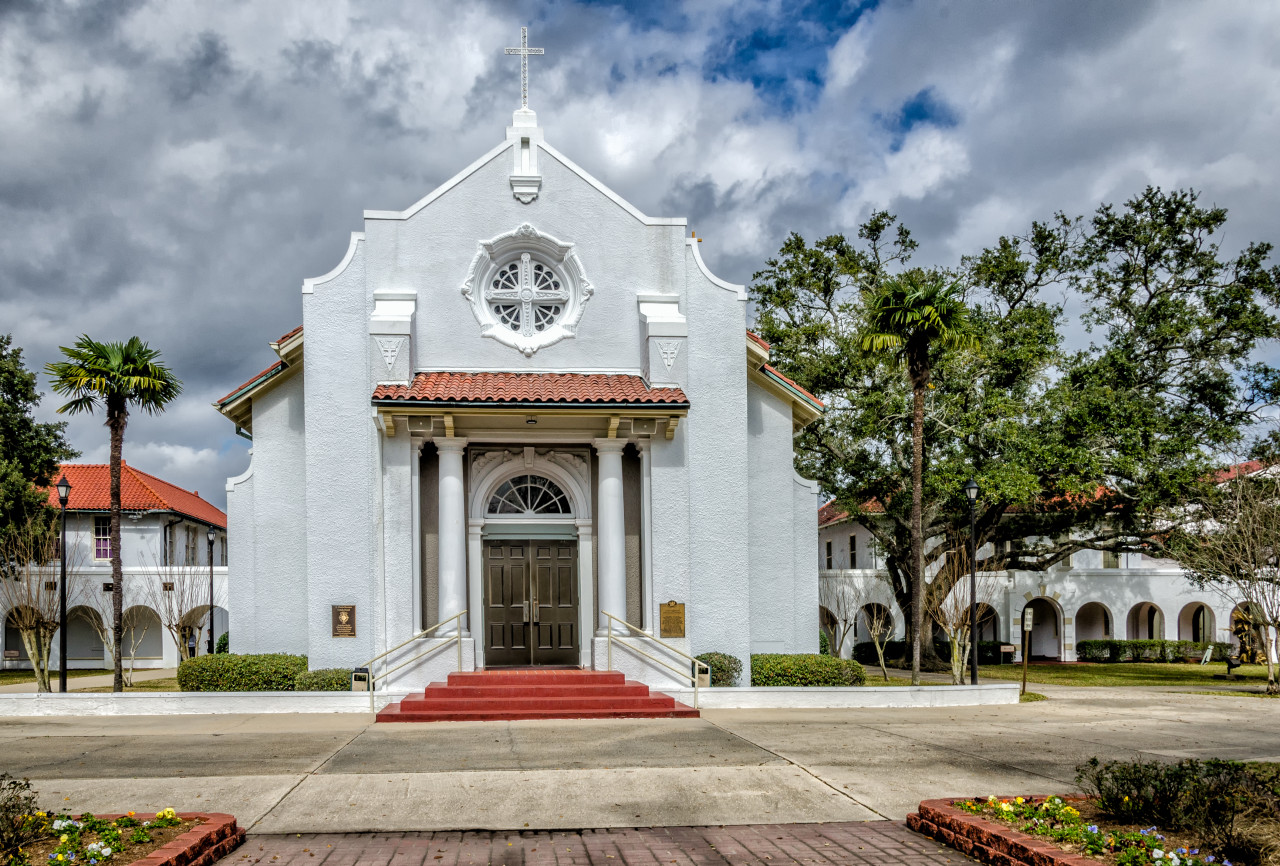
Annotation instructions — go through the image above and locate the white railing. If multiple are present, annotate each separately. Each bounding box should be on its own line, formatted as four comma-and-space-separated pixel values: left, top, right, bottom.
360, 610, 467, 713
601, 611, 710, 709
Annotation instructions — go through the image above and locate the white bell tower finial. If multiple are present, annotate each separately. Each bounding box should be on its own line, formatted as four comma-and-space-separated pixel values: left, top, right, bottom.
504, 27, 544, 111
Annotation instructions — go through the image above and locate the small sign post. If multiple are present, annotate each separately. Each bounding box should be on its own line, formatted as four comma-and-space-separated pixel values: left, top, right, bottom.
1021, 609, 1035, 696
331, 605, 357, 638
660, 600, 685, 639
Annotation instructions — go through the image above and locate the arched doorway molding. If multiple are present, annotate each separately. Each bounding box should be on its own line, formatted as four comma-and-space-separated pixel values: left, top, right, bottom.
1127, 601, 1165, 640
1022, 596, 1063, 660
1178, 602, 1215, 644
121, 605, 163, 664
974, 603, 999, 643
66, 605, 106, 664
1075, 601, 1114, 642
466, 447, 595, 669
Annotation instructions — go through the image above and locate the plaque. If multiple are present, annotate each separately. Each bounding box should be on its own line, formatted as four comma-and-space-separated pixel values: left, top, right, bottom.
331, 605, 356, 638
659, 600, 685, 639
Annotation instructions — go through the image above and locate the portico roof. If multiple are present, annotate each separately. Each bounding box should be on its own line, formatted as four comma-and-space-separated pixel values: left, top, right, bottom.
372, 372, 689, 408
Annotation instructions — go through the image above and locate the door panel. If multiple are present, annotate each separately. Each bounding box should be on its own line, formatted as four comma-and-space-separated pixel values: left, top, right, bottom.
484, 539, 578, 666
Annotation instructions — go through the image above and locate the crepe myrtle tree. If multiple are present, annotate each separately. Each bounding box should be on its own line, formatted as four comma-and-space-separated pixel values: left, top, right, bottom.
751, 189, 1280, 670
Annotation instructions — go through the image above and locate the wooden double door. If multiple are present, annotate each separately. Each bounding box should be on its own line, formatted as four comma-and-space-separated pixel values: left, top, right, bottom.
484, 539, 579, 666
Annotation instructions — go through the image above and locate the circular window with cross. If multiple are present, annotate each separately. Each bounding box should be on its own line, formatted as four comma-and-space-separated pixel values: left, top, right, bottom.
461, 223, 594, 356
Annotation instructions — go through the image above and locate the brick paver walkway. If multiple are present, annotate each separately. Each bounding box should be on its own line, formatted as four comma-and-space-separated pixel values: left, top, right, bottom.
224, 823, 974, 866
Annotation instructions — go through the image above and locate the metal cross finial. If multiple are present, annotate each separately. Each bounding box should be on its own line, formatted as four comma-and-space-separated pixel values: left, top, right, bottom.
504, 26, 544, 109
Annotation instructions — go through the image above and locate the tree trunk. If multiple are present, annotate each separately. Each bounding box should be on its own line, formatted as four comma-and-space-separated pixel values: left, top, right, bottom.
108, 403, 127, 693
873, 640, 889, 681
949, 634, 963, 685
910, 382, 925, 686
19, 628, 54, 693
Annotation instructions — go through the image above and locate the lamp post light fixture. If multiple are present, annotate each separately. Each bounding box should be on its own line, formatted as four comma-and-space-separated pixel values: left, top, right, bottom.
962, 477, 980, 686
55, 475, 71, 693
206, 527, 216, 656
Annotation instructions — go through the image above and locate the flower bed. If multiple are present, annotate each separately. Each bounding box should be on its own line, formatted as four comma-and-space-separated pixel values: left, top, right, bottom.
8, 810, 243, 866
908, 796, 1235, 866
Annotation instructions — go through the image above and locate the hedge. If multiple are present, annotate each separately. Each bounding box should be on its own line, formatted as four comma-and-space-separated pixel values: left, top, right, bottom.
750, 653, 866, 687
177, 653, 309, 691
695, 652, 743, 687
215, 631, 229, 654
295, 668, 353, 691
1075, 639, 1232, 663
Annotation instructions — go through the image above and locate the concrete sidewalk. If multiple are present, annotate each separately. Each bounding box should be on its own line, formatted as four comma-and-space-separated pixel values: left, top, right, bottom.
5, 686, 1280, 833
0, 668, 176, 694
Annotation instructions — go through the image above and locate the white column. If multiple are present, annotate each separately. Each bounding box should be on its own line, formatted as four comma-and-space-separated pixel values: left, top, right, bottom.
637, 440, 654, 634
576, 520, 593, 666
467, 520, 483, 662
594, 438, 627, 634
436, 437, 469, 636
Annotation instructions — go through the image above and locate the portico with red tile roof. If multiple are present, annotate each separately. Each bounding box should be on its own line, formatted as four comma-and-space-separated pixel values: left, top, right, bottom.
214, 99, 823, 693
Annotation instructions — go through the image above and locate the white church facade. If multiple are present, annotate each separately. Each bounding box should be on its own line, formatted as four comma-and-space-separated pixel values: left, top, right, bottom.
217, 87, 823, 688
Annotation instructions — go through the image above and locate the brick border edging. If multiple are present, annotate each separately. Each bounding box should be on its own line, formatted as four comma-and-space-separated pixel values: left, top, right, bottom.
92, 813, 245, 866
906, 798, 1098, 866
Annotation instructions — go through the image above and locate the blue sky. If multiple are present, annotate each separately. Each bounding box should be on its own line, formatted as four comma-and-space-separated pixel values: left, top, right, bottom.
2, 0, 1278, 507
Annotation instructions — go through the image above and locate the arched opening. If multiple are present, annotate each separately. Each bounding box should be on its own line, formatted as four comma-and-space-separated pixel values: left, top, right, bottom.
179, 606, 217, 658
1075, 602, 1114, 642
1022, 598, 1061, 661
974, 603, 999, 643
66, 606, 105, 662
122, 606, 163, 662
3, 610, 31, 663
818, 605, 839, 654
857, 603, 895, 645
1178, 603, 1215, 644
1127, 602, 1164, 640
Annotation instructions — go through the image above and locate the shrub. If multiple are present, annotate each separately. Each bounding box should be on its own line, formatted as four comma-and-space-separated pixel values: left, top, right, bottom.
0, 773, 40, 863
1075, 639, 1232, 664
750, 653, 866, 687
177, 653, 308, 692
695, 652, 742, 687
295, 668, 353, 691
1076, 757, 1278, 853
818, 630, 830, 655
215, 631, 229, 654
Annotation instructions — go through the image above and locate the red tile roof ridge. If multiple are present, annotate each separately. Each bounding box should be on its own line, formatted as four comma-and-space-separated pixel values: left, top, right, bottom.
275, 325, 303, 344
746, 330, 772, 351
42, 464, 226, 528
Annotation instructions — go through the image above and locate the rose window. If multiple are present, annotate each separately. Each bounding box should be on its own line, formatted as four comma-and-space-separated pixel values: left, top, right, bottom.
485, 253, 571, 337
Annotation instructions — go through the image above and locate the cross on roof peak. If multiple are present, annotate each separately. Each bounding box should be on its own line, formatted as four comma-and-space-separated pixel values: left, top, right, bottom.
504, 27, 544, 110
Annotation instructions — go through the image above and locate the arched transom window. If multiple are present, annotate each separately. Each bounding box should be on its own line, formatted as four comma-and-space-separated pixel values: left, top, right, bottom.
487, 475, 571, 516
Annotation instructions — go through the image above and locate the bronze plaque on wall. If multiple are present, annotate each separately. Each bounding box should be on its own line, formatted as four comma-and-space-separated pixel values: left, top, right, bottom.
660, 600, 685, 639
331, 605, 356, 638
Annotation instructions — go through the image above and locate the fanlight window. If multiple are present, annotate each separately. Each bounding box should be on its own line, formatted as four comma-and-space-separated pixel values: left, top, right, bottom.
487, 475, 571, 515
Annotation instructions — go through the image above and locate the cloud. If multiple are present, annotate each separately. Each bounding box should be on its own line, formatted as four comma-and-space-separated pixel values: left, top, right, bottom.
3, 0, 1279, 510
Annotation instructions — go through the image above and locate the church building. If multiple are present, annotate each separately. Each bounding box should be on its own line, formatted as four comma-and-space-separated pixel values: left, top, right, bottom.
216, 35, 822, 689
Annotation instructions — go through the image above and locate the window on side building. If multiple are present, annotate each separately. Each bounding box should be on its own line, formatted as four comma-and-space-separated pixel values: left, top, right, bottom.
848, 534, 857, 569
824, 540, 832, 570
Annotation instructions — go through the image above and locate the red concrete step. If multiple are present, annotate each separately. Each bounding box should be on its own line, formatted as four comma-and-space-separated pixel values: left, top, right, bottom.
376, 703, 700, 722
375, 668, 698, 723
397, 695, 678, 712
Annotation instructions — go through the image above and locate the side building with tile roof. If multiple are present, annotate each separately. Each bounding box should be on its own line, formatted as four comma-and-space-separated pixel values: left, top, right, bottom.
1, 462, 228, 673
214, 101, 823, 688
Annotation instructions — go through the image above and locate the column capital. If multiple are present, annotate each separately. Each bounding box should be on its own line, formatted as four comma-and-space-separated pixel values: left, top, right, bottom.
592, 437, 627, 453
435, 436, 469, 453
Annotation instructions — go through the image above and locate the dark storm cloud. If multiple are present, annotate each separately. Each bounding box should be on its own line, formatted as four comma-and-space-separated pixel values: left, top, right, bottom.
1, 0, 1278, 509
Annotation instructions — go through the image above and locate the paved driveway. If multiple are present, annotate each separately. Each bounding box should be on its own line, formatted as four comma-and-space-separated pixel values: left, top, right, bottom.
3, 685, 1277, 833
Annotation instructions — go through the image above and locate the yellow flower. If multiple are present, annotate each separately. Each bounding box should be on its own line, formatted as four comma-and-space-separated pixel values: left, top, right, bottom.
60, 835, 68, 843
57, 855, 64, 861
1124, 796, 1130, 803
128, 811, 135, 817
1015, 797, 1024, 804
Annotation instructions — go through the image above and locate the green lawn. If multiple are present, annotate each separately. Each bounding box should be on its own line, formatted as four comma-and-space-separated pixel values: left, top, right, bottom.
0, 668, 111, 686
976, 661, 1272, 688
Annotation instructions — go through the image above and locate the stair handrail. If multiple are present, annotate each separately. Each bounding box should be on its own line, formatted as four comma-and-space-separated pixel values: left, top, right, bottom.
361, 609, 467, 714
601, 611, 710, 709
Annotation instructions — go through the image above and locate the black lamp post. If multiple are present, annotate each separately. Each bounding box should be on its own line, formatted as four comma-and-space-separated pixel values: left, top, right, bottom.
962, 478, 980, 686
206, 527, 216, 655
55, 475, 71, 693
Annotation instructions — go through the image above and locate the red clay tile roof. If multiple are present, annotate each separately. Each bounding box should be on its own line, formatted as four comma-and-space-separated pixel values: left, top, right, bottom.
217, 360, 286, 405
372, 372, 690, 406
43, 463, 226, 528
818, 498, 883, 527
746, 330, 772, 352
1214, 460, 1265, 482
275, 325, 303, 344
761, 363, 824, 409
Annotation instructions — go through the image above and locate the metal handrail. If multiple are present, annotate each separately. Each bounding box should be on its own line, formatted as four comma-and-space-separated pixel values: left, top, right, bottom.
602, 611, 710, 709
362, 610, 467, 713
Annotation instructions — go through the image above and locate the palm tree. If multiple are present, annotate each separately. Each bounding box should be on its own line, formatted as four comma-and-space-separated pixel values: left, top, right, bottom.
863, 270, 975, 685
46, 336, 182, 692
